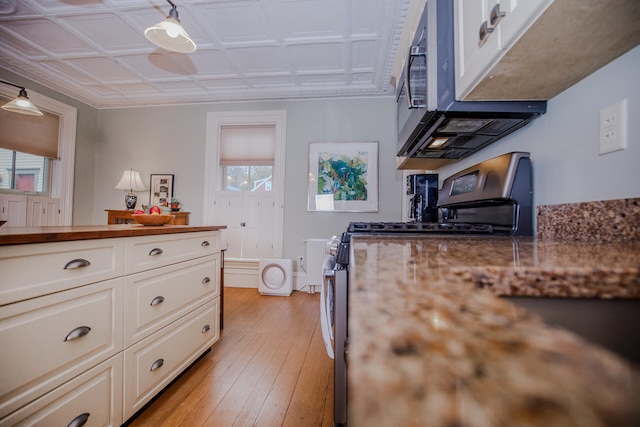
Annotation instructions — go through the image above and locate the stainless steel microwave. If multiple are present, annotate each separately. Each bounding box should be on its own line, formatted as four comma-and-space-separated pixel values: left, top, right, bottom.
396, 0, 547, 161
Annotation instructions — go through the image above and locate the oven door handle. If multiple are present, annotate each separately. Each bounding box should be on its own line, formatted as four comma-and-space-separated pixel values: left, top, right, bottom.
320, 265, 335, 359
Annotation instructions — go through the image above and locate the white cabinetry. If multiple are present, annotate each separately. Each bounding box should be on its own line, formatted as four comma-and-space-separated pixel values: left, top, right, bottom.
0, 354, 123, 427
26, 196, 60, 226
0, 230, 221, 425
123, 299, 219, 418
453, 0, 640, 101
0, 278, 124, 420
0, 194, 27, 227
454, 0, 553, 100
121, 232, 221, 419
0, 194, 60, 227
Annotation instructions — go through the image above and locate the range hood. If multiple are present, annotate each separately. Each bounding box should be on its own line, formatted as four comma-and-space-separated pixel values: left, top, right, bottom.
395, 0, 547, 165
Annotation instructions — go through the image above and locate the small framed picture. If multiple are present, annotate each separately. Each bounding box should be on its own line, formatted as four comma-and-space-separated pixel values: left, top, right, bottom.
149, 174, 174, 207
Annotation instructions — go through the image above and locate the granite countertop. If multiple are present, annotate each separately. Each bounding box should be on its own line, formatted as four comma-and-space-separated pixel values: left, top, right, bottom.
348, 236, 640, 427
0, 224, 226, 245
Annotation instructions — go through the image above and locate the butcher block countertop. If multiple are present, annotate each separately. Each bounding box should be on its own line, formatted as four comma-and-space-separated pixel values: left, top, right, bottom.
348, 236, 640, 427
0, 224, 226, 246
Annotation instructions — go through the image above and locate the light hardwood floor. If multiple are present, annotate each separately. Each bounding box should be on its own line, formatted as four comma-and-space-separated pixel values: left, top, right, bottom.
127, 287, 334, 427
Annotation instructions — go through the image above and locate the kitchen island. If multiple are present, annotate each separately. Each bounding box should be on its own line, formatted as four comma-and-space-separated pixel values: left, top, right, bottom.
348, 236, 640, 427
0, 224, 225, 426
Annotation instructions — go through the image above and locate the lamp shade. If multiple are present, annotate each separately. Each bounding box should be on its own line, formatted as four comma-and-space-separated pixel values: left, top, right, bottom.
115, 170, 146, 191
144, 7, 196, 53
1, 88, 43, 116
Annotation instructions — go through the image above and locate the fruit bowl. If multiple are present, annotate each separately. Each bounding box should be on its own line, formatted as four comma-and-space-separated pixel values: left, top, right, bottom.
131, 214, 175, 226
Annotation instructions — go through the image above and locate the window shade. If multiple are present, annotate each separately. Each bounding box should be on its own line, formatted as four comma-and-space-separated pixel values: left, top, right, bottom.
219, 124, 275, 166
0, 100, 59, 159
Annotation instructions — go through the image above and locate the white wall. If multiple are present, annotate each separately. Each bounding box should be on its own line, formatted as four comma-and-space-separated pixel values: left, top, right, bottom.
436, 45, 640, 207
93, 98, 401, 267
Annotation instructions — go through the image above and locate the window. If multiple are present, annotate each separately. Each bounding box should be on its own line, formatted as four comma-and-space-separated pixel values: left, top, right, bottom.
0, 84, 77, 225
223, 165, 273, 192
219, 124, 275, 192
0, 148, 50, 193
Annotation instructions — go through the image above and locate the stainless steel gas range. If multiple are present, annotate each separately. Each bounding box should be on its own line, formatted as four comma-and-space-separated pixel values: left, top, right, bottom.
321, 152, 533, 426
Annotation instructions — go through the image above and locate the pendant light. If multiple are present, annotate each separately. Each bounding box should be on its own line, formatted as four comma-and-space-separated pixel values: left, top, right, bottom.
144, 0, 196, 53
0, 80, 44, 116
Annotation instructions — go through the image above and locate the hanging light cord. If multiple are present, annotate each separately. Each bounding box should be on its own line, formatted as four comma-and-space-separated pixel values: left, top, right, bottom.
0, 80, 26, 92
0, 79, 30, 99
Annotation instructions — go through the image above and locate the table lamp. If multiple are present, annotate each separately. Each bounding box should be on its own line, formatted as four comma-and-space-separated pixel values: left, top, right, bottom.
115, 169, 146, 210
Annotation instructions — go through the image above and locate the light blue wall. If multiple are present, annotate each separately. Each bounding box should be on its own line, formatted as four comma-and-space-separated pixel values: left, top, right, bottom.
436, 45, 640, 207
2, 43, 638, 258
93, 98, 401, 264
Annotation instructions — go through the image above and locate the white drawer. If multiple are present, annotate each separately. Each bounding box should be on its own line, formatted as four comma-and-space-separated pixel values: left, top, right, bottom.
123, 297, 220, 419
124, 253, 220, 346
0, 239, 125, 306
0, 278, 124, 418
125, 231, 220, 274
0, 353, 123, 427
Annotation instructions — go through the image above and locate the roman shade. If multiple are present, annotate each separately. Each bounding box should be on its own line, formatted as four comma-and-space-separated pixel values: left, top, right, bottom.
0, 98, 59, 159
219, 124, 275, 166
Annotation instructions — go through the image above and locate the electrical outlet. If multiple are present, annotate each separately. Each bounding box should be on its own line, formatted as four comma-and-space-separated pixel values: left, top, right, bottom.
599, 99, 627, 155
299, 256, 304, 268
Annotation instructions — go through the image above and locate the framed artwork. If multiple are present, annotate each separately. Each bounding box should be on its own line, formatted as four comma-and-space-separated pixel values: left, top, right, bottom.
149, 174, 174, 207
307, 141, 378, 212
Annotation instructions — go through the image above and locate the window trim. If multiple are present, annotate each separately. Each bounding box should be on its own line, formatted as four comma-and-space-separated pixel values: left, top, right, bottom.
0, 85, 77, 225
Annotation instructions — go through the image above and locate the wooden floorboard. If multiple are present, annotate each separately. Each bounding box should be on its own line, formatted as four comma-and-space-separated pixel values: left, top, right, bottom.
127, 287, 333, 427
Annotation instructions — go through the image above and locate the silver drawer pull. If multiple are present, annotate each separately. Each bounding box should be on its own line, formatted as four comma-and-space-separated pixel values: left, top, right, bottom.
479, 20, 494, 45
64, 259, 91, 270
149, 247, 164, 256
202, 324, 211, 333
67, 412, 90, 427
201, 240, 210, 247
64, 326, 91, 342
150, 358, 164, 371
150, 296, 165, 306
202, 276, 211, 284
489, 3, 506, 26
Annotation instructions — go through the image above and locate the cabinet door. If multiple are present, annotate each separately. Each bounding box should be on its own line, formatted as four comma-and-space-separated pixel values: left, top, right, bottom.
498, 0, 554, 50
0, 194, 27, 226
43, 197, 60, 226
123, 298, 220, 419
124, 254, 220, 346
454, 0, 553, 100
454, 0, 501, 100
26, 196, 60, 226
124, 231, 220, 275
0, 238, 125, 305
0, 278, 124, 418
0, 354, 123, 427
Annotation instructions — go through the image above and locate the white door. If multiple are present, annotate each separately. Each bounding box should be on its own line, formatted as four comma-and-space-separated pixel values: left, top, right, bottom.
213, 187, 277, 259
27, 196, 60, 226
204, 110, 286, 261
0, 194, 27, 226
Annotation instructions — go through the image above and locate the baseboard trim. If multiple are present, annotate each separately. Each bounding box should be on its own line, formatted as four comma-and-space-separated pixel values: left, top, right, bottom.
224, 259, 308, 290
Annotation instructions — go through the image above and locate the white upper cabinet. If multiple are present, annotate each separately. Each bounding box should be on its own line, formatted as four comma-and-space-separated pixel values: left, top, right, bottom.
453, 0, 640, 101
454, 0, 553, 101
